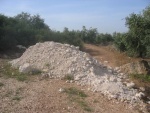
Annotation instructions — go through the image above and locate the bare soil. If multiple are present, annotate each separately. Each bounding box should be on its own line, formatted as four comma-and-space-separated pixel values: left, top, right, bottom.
83, 44, 142, 67
0, 76, 139, 113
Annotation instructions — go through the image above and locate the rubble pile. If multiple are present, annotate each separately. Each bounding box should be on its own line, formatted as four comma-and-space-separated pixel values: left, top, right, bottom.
10, 41, 146, 106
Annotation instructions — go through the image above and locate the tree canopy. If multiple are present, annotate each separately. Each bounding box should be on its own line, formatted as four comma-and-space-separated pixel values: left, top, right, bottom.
0, 5, 150, 58
114, 5, 150, 58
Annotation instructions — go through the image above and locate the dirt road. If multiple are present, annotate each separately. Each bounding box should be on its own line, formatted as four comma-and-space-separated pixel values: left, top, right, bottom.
83, 44, 141, 67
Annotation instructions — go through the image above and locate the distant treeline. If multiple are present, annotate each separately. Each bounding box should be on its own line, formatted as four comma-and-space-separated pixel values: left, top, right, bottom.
0, 12, 113, 50
0, 5, 150, 58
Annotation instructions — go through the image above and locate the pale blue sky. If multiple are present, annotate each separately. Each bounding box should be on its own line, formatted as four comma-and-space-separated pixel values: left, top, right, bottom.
0, 0, 149, 33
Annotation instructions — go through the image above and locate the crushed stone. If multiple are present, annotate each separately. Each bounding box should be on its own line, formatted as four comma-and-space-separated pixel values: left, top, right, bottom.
10, 41, 145, 107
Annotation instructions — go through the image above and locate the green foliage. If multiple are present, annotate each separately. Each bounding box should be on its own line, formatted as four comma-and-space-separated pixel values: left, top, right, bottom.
1, 63, 27, 81
0, 15, 17, 50
0, 12, 84, 51
63, 74, 74, 80
0, 12, 115, 51
65, 87, 87, 97
146, 46, 150, 57
64, 87, 92, 112
114, 5, 150, 58
113, 32, 126, 51
129, 74, 150, 82
80, 26, 113, 45
12, 96, 21, 101
95, 33, 113, 45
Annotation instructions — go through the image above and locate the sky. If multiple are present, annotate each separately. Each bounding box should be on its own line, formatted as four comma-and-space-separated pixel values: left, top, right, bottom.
0, 0, 149, 34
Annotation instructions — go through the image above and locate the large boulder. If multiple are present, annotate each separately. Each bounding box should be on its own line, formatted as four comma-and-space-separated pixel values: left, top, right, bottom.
120, 60, 150, 75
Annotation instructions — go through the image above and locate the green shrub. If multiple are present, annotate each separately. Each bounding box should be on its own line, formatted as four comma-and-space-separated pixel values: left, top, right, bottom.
63, 74, 74, 80
129, 74, 150, 82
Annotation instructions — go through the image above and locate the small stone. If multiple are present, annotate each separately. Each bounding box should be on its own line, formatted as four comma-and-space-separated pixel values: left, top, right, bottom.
139, 87, 145, 92
76, 46, 79, 49
110, 94, 118, 99
119, 73, 124, 76
135, 92, 145, 98
126, 82, 135, 88
107, 66, 112, 70
109, 77, 117, 82
117, 69, 121, 73
66, 80, 70, 83
68, 106, 71, 110
70, 80, 74, 83
87, 88, 91, 91
58, 88, 65, 93
147, 101, 150, 104
108, 69, 113, 73
104, 61, 109, 63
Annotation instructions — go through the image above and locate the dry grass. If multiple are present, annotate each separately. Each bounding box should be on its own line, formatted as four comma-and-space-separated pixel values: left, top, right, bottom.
1, 63, 28, 81
0, 82, 4, 87
63, 74, 74, 80
64, 87, 93, 112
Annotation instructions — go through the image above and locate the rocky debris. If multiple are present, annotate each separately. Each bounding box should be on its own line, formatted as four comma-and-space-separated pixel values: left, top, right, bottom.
58, 88, 65, 93
10, 41, 145, 106
16, 45, 27, 50
139, 87, 145, 92
126, 82, 135, 88
135, 92, 145, 99
19, 63, 40, 74
120, 60, 150, 75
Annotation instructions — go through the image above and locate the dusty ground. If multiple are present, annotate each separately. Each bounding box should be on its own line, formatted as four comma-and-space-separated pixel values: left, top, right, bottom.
0, 75, 139, 113
0, 44, 149, 113
83, 44, 143, 67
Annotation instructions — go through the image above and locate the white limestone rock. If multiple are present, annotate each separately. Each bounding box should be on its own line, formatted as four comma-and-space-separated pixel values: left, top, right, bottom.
135, 92, 145, 99
10, 41, 144, 106
126, 82, 135, 88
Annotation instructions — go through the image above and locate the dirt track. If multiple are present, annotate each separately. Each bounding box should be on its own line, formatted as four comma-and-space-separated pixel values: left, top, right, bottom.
83, 44, 142, 67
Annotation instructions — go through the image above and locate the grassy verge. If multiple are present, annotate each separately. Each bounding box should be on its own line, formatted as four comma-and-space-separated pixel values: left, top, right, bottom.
64, 87, 93, 112
63, 74, 74, 80
129, 74, 150, 82
0, 62, 28, 81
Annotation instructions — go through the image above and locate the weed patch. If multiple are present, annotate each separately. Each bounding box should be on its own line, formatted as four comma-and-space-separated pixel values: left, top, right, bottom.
64, 87, 92, 112
129, 74, 150, 82
63, 74, 74, 80
76, 100, 93, 112
1, 63, 28, 81
12, 96, 21, 101
65, 87, 87, 97
0, 82, 4, 87
5, 90, 13, 97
